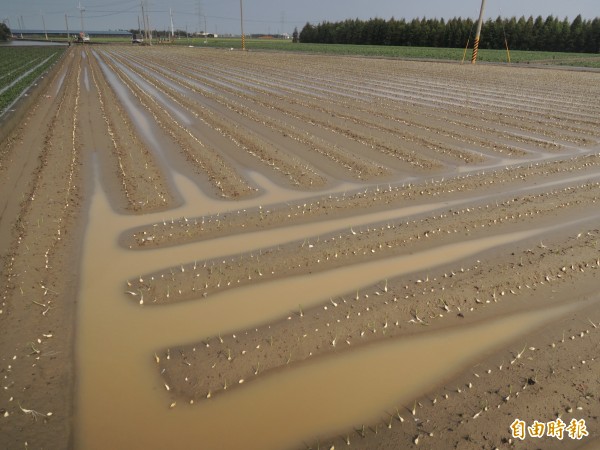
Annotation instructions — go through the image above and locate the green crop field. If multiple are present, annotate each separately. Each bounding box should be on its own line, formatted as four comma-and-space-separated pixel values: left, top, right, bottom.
0, 46, 66, 114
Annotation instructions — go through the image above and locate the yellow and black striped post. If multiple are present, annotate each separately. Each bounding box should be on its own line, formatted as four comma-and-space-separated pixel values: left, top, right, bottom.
471, 0, 486, 64
471, 37, 480, 63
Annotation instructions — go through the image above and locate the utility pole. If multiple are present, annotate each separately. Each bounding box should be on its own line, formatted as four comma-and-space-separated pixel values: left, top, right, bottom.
19, 15, 24, 38
141, 2, 146, 40
78, 2, 85, 34
240, 0, 245, 50
41, 12, 48, 40
141, 1, 151, 44
65, 13, 70, 41
145, 5, 152, 45
196, 0, 203, 35
471, 0, 486, 64
170, 8, 174, 40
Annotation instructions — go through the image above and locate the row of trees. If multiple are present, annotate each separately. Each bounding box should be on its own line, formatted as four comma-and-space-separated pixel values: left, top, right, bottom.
0, 23, 11, 41
299, 15, 600, 53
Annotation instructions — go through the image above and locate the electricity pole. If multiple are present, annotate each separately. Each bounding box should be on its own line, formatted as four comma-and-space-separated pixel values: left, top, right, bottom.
471, 0, 486, 64
196, 0, 203, 35
170, 8, 174, 40
65, 13, 70, 41
141, 1, 151, 44
41, 12, 48, 40
145, 6, 151, 45
146, 5, 152, 45
78, 2, 85, 34
240, 0, 245, 50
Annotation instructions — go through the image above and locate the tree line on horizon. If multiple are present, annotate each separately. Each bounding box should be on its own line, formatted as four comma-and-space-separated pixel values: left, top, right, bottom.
299, 15, 600, 53
0, 23, 11, 41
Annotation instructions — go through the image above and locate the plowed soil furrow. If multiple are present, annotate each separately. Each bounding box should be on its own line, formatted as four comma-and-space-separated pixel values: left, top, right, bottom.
306, 294, 600, 450
168, 57, 572, 156
283, 55, 600, 117
86, 49, 175, 212
122, 152, 600, 249
108, 50, 393, 179
197, 55, 600, 143
128, 178, 600, 305
104, 51, 331, 188
98, 52, 256, 199
150, 57, 444, 170
237, 52, 600, 117
160, 228, 600, 404
3, 45, 600, 450
162, 56, 530, 159
115, 51, 492, 165
0, 48, 85, 449
327, 68, 600, 122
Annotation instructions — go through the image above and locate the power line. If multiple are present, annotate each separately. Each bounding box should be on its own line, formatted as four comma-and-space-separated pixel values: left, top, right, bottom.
78, 6, 140, 19
85, 0, 140, 9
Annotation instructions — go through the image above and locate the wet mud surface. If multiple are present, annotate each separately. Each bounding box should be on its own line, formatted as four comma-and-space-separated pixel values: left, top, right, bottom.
0, 46, 599, 449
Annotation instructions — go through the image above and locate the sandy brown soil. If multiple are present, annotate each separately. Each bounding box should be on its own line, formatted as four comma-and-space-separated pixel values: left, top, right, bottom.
1, 45, 599, 449
126, 180, 600, 304
0, 48, 84, 449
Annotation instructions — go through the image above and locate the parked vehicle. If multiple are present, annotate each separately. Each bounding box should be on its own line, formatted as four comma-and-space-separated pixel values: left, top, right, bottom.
76, 32, 90, 43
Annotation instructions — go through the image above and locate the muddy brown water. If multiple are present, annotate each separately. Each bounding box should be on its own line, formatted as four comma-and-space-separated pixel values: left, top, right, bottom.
73, 50, 600, 449
76, 166, 590, 449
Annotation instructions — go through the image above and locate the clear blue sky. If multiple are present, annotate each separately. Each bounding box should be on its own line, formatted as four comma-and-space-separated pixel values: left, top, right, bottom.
2, 0, 598, 34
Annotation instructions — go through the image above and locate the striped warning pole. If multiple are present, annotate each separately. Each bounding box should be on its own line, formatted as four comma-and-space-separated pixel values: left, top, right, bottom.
471, 0, 486, 64
471, 36, 480, 63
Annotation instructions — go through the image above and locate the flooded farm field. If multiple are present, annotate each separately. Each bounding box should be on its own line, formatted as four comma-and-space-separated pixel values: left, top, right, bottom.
0, 46, 599, 450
